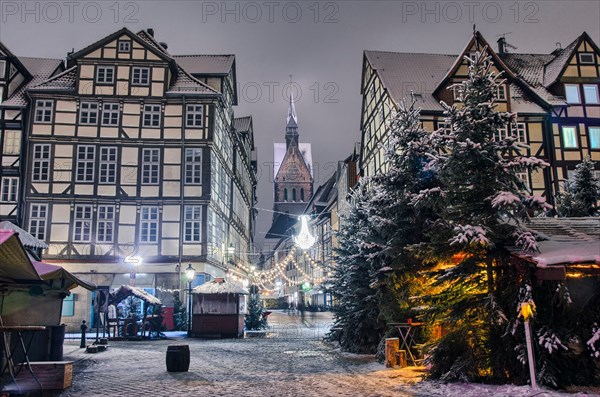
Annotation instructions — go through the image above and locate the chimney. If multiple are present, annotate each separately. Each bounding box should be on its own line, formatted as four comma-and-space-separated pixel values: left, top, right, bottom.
497, 37, 506, 55
159, 42, 169, 50
147, 28, 154, 37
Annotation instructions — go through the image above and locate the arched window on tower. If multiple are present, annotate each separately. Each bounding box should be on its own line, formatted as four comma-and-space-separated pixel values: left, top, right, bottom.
292, 188, 297, 202
284, 188, 288, 201
301, 188, 305, 201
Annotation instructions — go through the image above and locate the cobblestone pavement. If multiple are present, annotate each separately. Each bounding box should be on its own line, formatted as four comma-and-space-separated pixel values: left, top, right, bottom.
56, 312, 422, 397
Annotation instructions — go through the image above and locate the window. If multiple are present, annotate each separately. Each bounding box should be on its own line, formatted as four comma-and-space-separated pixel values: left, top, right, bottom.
452, 86, 462, 102
76, 145, 95, 182
495, 127, 508, 142
0, 87, 3, 104
142, 104, 161, 127
73, 205, 92, 242
565, 84, 581, 104
132, 67, 150, 86
185, 148, 202, 184
292, 188, 297, 201
516, 172, 530, 191
3, 130, 21, 155
99, 147, 117, 183
140, 206, 159, 243
142, 148, 160, 184
1, 177, 18, 202
514, 122, 527, 143
118, 41, 131, 53
96, 66, 114, 84
589, 127, 600, 149
61, 294, 75, 317
497, 85, 507, 100
583, 85, 599, 104
184, 206, 201, 242
32, 144, 51, 181
284, 188, 288, 201
29, 204, 47, 241
301, 188, 305, 201
0, 60, 5, 78
561, 126, 578, 149
186, 104, 204, 127
79, 102, 99, 125
101, 103, 120, 126
579, 53, 595, 64
34, 100, 53, 123
97, 205, 115, 243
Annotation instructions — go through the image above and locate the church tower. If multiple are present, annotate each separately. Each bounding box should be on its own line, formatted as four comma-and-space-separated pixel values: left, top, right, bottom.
266, 94, 314, 239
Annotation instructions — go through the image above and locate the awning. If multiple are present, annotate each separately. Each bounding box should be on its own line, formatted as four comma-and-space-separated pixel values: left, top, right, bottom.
0, 230, 42, 284
32, 260, 96, 291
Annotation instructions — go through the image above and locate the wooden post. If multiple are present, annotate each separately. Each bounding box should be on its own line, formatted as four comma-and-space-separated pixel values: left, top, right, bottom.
397, 350, 408, 368
385, 338, 399, 367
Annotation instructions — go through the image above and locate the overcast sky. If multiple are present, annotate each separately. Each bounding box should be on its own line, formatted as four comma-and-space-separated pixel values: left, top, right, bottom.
1, 0, 599, 250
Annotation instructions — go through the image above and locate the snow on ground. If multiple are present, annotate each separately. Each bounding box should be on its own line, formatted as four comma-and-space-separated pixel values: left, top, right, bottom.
50, 311, 598, 397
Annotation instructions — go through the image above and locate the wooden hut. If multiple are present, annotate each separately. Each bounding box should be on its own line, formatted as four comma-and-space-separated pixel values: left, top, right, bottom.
190, 278, 248, 338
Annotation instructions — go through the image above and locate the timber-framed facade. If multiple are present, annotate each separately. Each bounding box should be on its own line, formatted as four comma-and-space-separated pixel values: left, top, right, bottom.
1, 28, 257, 327
360, 31, 600, 204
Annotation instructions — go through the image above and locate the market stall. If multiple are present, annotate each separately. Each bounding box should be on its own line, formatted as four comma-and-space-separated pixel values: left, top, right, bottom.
190, 278, 248, 338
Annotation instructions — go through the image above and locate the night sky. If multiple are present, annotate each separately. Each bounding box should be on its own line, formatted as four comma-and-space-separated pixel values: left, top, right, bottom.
2, 0, 598, 251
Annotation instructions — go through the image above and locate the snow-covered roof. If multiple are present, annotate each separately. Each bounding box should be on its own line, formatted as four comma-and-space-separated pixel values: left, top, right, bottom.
193, 279, 248, 295
514, 217, 600, 267
111, 285, 162, 305
0, 221, 48, 249
273, 143, 313, 177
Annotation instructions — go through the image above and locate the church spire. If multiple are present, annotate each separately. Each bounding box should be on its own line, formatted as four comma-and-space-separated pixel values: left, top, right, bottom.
285, 91, 299, 148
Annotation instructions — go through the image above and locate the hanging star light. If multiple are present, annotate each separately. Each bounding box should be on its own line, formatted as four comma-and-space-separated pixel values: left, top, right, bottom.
294, 215, 316, 250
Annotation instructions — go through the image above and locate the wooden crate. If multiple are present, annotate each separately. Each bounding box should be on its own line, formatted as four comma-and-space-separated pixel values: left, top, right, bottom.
15, 361, 73, 390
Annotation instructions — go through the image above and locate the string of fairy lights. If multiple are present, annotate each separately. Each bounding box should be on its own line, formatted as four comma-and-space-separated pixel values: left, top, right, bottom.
225, 215, 331, 292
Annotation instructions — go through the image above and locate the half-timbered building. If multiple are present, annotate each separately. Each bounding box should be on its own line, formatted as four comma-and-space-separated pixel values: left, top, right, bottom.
0, 42, 63, 225
12, 28, 256, 327
360, 31, 600, 203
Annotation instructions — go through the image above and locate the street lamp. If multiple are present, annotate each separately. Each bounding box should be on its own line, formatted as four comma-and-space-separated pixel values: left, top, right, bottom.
185, 263, 196, 336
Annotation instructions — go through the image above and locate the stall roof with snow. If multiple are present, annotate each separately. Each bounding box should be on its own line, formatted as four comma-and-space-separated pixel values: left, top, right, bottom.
192, 278, 248, 295
512, 217, 600, 279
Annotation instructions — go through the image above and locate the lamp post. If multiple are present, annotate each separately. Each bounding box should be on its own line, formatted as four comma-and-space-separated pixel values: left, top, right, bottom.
185, 263, 196, 336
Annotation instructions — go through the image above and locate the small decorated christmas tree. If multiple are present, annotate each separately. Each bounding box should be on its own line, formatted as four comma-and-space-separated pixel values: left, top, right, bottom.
245, 291, 267, 330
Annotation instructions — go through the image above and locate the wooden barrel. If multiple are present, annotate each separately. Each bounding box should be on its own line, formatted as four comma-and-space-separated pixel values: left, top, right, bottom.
166, 345, 190, 372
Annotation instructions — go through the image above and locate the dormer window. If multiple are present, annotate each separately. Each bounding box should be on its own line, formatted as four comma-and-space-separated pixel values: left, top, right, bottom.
579, 53, 595, 64
564, 84, 581, 104
96, 66, 115, 84
132, 67, 150, 86
118, 41, 131, 53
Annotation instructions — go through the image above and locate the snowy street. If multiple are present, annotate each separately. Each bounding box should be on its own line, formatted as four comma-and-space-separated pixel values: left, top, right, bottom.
52, 312, 597, 397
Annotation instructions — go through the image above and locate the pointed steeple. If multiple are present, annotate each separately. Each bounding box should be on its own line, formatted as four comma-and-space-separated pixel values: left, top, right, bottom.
287, 92, 298, 126
285, 92, 299, 148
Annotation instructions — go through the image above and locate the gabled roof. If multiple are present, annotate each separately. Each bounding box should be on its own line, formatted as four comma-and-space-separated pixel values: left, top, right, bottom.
1, 57, 63, 107
434, 31, 516, 96
29, 66, 78, 92
67, 27, 172, 64
173, 55, 235, 76
166, 65, 220, 95
265, 213, 298, 240
274, 143, 313, 178
306, 172, 337, 213
364, 50, 455, 112
543, 36, 580, 87
0, 41, 32, 80
0, 230, 42, 285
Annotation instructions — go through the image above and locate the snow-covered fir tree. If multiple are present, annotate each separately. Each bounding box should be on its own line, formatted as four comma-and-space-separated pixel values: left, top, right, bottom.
331, 182, 384, 353
556, 156, 600, 217
418, 49, 550, 383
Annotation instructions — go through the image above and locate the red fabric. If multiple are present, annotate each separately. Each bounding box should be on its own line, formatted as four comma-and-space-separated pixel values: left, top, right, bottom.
162, 306, 174, 331
0, 229, 15, 245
